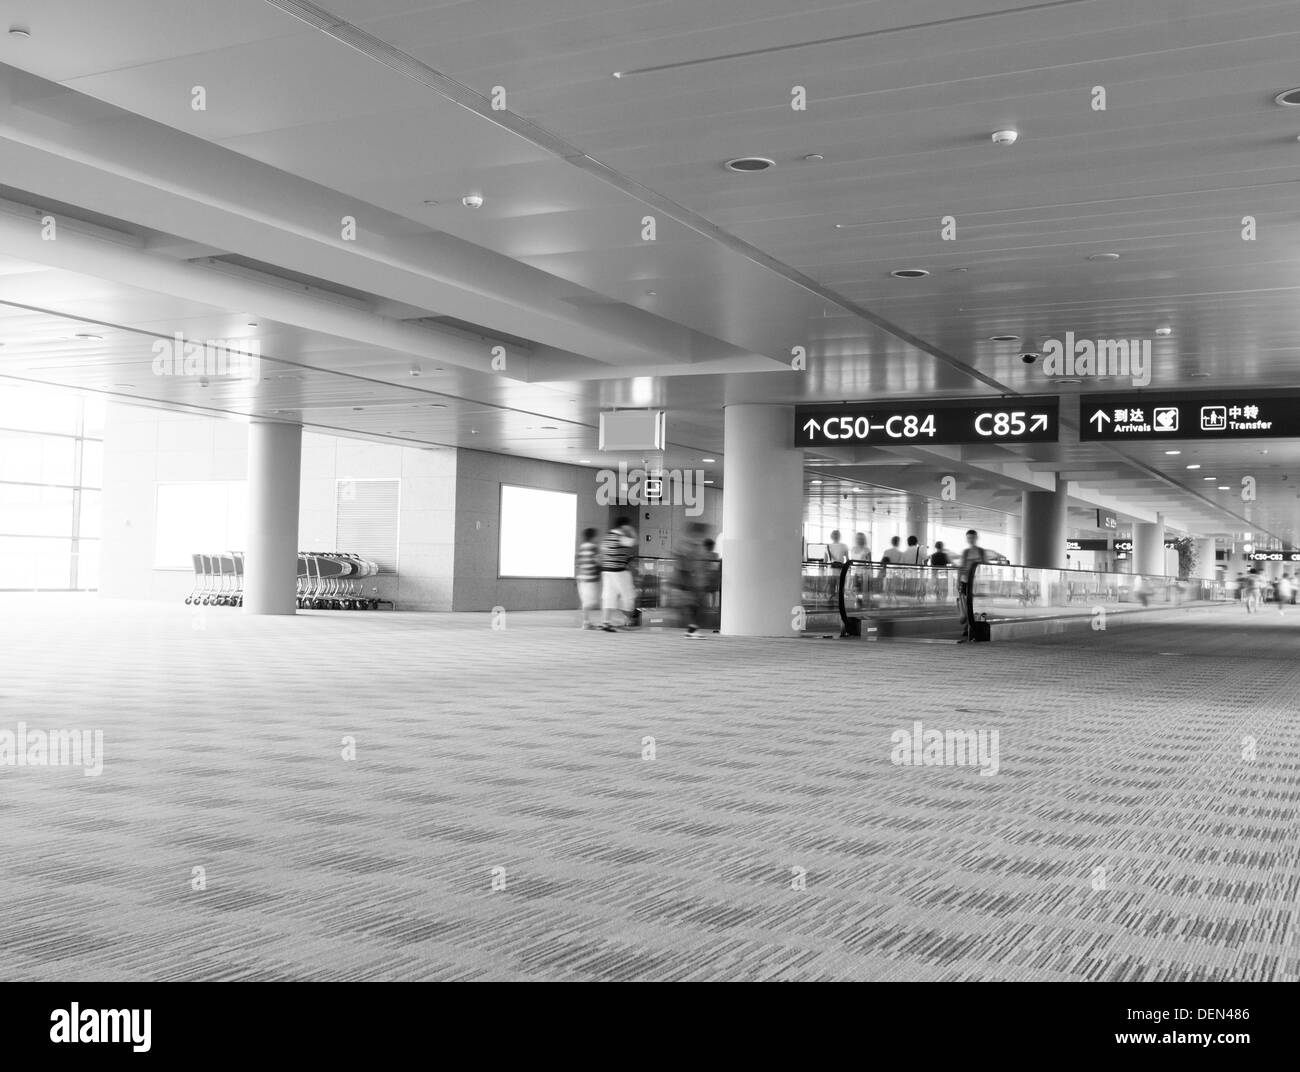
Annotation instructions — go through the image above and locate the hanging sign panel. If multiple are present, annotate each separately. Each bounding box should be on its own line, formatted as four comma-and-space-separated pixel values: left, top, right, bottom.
795, 398, 1059, 447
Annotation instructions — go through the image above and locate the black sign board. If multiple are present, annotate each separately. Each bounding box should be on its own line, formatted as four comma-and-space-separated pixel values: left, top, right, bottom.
1079, 390, 1300, 441
1113, 539, 1178, 552
1067, 539, 1111, 552
796, 397, 1059, 447
1096, 510, 1118, 531
1245, 551, 1300, 562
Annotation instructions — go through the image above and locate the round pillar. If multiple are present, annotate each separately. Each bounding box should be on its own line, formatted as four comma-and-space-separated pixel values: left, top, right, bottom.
1133, 513, 1166, 577
244, 420, 302, 615
720, 405, 804, 636
1020, 489, 1068, 569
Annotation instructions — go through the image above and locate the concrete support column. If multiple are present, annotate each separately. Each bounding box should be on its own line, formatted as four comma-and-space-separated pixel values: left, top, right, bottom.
903, 500, 930, 561
720, 405, 804, 637
244, 420, 302, 615
1194, 538, 1217, 583
1020, 489, 1068, 570
1133, 513, 1166, 577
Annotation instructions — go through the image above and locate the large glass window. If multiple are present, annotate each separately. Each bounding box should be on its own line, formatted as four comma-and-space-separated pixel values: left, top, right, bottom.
0, 385, 101, 590
498, 484, 577, 579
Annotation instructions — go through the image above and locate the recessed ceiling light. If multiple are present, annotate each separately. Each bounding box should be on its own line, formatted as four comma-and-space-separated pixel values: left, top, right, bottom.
541, 425, 558, 430
1054, 378, 1082, 385
803, 153, 824, 162
1274, 88, 1300, 106
991, 129, 1018, 146
1217, 486, 1230, 491
74, 333, 103, 340
810, 479, 823, 485
429, 403, 446, 408
988, 334, 1020, 342
724, 156, 775, 173
890, 268, 929, 279
704, 479, 715, 485
611, 71, 623, 79
950, 267, 969, 273
643, 290, 656, 297
113, 383, 134, 389
1203, 476, 1216, 481
422, 199, 439, 206
1154, 326, 1172, 336
469, 429, 479, 434
1258, 449, 1269, 455
8, 26, 31, 38
1189, 371, 1212, 378
702, 457, 716, 463
1087, 253, 1121, 261
461, 193, 484, 208
578, 458, 591, 464
1186, 464, 1201, 469
398, 429, 417, 434
1165, 450, 1181, 455
352, 406, 364, 411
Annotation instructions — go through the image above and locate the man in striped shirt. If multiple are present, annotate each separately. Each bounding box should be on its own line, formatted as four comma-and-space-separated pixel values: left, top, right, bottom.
575, 527, 601, 629
599, 517, 638, 632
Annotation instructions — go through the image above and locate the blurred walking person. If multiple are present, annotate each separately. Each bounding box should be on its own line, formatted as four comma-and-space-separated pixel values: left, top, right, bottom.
672, 523, 710, 637
575, 527, 601, 629
599, 517, 638, 632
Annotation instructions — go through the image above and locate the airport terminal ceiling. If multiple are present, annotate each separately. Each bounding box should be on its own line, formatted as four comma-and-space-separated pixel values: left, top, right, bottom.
2, 0, 1299, 542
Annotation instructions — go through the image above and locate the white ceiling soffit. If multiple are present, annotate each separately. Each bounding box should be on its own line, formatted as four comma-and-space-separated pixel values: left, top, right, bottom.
0, 63, 773, 380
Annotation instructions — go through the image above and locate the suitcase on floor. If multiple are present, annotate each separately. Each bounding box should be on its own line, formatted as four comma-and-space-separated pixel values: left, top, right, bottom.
970, 615, 991, 642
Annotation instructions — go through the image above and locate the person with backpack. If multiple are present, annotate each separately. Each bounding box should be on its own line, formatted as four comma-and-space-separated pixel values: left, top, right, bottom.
599, 517, 638, 632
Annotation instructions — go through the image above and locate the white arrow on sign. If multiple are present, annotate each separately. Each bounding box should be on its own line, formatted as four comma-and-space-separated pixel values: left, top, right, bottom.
802, 418, 821, 438
1030, 413, 1048, 432
1089, 409, 1110, 432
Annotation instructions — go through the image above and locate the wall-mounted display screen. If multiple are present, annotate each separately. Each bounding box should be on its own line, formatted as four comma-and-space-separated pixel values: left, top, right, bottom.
498, 484, 577, 578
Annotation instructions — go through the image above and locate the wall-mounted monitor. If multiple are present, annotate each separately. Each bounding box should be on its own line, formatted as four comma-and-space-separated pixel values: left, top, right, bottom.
498, 484, 577, 579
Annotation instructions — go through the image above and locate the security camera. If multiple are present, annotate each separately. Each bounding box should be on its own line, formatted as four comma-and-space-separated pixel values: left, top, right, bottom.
1021, 352, 1039, 364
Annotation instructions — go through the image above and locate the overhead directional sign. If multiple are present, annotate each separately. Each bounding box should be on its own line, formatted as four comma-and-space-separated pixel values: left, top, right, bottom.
795, 397, 1059, 447
1079, 389, 1300, 440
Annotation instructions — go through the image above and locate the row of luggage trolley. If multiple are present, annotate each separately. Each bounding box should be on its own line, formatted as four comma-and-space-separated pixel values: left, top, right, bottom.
184, 551, 385, 610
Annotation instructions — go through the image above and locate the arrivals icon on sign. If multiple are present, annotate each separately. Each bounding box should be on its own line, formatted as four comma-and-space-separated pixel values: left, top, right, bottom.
1200, 406, 1227, 431
1153, 407, 1178, 431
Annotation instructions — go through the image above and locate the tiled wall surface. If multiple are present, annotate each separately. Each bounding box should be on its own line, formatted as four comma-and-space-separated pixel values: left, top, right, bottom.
451, 449, 609, 612
100, 405, 457, 610
100, 406, 722, 613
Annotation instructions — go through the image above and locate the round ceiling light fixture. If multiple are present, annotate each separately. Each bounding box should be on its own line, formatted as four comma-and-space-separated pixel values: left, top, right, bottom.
74, 333, 103, 341
1087, 252, 1121, 261
1186, 464, 1201, 470
724, 156, 775, 173
1053, 377, 1082, 384
461, 193, 484, 208
1154, 326, 1172, 336
8, 26, 31, 38
1274, 88, 1300, 106
989, 334, 1020, 342
890, 268, 930, 279
991, 129, 1019, 146
802, 153, 824, 162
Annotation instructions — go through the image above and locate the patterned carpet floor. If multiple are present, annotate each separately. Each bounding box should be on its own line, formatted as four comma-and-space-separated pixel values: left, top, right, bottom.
1, 595, 1296, 981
